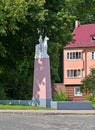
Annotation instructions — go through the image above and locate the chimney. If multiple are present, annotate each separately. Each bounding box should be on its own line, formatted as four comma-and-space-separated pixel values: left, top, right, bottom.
75, 20, 80, 28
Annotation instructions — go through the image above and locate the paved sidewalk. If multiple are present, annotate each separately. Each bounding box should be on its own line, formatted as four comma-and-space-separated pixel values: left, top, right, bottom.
0, 109, 95, 115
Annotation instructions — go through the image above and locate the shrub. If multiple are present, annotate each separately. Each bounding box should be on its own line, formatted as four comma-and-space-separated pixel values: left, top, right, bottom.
52, 90, 68, 101
0, 87, 6, 99
86, 94, 95, 103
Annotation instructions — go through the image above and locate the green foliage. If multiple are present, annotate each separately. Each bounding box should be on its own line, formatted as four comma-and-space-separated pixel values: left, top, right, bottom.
52, 90, 68, 101
0, 0, 28, 35
0, 104, 53, 110
3, 59, 33, 99
81, 68, 95, 104
0, 42, 6, 57
92, 103, 95, 108
81, 69, 95, 94
67, 0, 95, 24
81, 76, 95, 93
48, 42, 60, 83
0, 84, 6, 99
0, 0, 95, 99
86, 94, 95, 103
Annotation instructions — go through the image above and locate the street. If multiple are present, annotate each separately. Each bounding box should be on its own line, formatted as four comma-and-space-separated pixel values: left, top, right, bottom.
0, 113, 95, 130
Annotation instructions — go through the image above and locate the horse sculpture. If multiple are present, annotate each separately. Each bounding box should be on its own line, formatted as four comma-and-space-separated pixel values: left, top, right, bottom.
35, 35, 49, 58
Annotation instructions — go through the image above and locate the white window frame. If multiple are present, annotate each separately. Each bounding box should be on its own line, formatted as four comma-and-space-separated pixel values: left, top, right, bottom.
67, 52, 82, 60
67, 69, 82, 78
74, 87, 82, 96
90, 51, 95, 60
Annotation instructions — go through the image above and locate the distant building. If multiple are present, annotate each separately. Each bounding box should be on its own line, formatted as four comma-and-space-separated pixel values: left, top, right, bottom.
53, 21, 95, 101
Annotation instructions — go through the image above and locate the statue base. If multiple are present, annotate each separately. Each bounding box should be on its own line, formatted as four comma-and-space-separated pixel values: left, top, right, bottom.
32, 58, 52, 108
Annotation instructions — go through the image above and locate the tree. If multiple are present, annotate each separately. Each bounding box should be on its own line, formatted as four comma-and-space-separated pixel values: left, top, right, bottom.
81, 69, 95, 102
43, 0, 75, 82
67, 0, 95, 24
0, 0, 29, 66
81, 69, 95, 94
0, 0, 28, 35
1, 0, 95, 99
0, 0, 47, 99
0, 0, 30, 99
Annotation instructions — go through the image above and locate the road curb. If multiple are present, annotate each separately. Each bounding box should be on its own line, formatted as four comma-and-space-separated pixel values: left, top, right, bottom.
0, 110, 95, 115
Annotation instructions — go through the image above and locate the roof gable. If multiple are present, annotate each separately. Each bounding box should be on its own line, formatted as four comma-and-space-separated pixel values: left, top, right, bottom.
64, 24, 95, 49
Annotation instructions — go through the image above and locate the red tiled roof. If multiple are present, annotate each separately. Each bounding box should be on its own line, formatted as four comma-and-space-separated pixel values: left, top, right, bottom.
64, 24, 95, 48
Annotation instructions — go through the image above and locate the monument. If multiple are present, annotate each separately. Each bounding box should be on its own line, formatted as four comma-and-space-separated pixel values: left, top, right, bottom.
32, 35, 52, 107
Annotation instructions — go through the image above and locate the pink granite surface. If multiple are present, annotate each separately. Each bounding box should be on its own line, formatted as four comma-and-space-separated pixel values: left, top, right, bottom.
33, 58, 51, 99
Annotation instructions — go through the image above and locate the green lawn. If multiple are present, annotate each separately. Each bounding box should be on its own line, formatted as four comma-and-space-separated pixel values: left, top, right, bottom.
0, 104, 53, 110
0, 103, 94, 110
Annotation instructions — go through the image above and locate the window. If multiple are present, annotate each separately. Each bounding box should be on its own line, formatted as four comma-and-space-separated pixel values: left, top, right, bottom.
91, 51, 95, 59
92, 36, 95, 41
90, 34, 95, 41
74, 87, 82, 96
67, 69, 82, 78
90, 68, 95, 76
67, 52, 82, 60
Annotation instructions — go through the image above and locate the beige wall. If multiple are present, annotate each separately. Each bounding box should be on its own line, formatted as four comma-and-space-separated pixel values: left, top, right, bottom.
63, 47, 95, 85
86, 48, 95, 75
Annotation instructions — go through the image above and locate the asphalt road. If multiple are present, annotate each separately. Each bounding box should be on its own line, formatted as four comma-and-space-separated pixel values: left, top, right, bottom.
0, 113, 95, 130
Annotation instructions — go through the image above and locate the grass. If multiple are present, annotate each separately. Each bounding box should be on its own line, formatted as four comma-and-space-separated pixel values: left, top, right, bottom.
92, 103, 95, 108
0, 102, 94, 110
0, 104, 53, 110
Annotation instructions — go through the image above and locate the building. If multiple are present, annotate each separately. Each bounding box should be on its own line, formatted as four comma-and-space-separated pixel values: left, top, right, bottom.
53, 21, 95, 101
63, 21, 95, 101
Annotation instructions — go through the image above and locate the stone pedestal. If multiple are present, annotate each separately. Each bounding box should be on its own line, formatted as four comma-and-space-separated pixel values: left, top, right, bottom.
32, 58, 52, 107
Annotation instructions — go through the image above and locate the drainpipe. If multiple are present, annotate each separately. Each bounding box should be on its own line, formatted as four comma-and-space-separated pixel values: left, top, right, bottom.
84, 49, 87, 77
